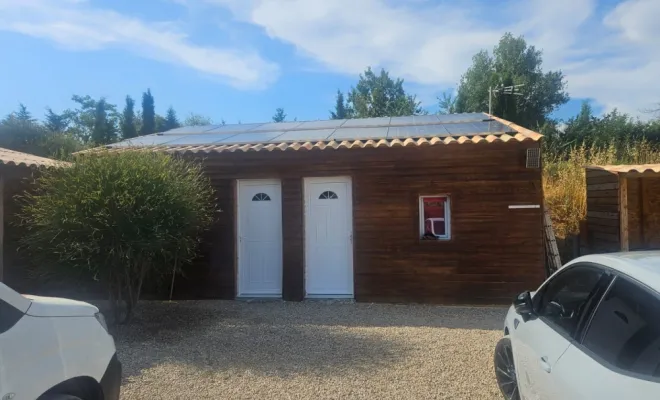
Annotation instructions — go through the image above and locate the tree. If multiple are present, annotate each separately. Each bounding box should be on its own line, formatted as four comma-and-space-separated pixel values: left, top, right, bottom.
347, 67, 423, 118
164, 106, 181, 131
16, 104, 35, 123
44, 108, 70, 132
69, 95, 119, 143
16, 151, 216, 323
272, 108, 286, 122
0, 106, 47, 154
183, 113, 213, 126
121, 96, 138, 139
455, 33, 569, 127
155, 114, 167, 133
140, 89, 155, 136
437, 91, 457, 115
330, 90, 351, 119
91, 98, 117, 145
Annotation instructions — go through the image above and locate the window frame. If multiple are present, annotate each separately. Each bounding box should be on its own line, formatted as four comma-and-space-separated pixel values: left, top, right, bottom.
418, 194, 451, 240
0, 298, 24, 334
532, 262, 614, 343
574, 272, 660, 383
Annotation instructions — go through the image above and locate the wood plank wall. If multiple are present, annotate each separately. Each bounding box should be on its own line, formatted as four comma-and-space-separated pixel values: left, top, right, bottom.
586, 169, 621, 252
177, 141, 545, 304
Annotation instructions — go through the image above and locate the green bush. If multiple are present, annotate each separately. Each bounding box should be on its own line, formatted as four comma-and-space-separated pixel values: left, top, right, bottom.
16, 150, 216, 323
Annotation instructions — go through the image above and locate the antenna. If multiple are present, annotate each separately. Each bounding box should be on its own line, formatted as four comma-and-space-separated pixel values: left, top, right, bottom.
488, 84, 525, 115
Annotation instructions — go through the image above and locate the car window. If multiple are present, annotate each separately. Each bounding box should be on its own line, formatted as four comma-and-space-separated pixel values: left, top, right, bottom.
0, 298, 24, 333
582, 277, 660, 379
536, 266, 605, 337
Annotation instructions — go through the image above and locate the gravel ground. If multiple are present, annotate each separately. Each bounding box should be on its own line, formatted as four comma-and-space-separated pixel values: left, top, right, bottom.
113, 301, 507, 400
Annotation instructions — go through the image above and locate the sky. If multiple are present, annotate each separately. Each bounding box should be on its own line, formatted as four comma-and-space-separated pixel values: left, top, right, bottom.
0, 0, 658, 125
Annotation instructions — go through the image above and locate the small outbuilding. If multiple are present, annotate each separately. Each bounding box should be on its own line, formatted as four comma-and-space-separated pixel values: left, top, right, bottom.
107, 113, 546, 304
0, 147, 65, 283
585, 164, 660, 253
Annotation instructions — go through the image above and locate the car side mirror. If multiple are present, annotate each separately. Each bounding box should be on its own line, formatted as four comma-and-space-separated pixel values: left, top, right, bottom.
514, 291, 535, 318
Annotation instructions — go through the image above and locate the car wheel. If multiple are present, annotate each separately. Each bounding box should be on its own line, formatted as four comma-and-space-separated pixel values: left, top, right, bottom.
494, 337, 520, 400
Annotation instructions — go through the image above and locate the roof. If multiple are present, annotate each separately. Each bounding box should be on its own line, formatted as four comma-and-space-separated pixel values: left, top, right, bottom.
586, 164, 660, 177
566, 251, 660, 294
102, 113, 541, 155
0, 147, 66, 168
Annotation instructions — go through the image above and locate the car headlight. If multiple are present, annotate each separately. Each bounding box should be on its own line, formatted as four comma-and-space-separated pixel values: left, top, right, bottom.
95, 312, 109, 333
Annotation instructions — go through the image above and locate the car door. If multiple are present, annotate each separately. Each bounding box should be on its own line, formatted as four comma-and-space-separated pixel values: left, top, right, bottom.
511, 264, 611, 400
550, 275, 660, 399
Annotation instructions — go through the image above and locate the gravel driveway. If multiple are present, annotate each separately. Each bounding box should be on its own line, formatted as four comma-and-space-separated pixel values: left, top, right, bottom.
113, 301, 507, 400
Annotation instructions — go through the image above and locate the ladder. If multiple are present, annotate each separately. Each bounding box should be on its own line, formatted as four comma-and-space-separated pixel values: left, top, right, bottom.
543, 204, 562, 275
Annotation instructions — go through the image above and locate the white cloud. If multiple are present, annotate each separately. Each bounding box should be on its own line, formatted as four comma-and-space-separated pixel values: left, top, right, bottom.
0, 0, 279, 89
206, 0, 659, 118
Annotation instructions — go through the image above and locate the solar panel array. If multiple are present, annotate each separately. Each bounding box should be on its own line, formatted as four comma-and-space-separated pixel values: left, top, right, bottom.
110, 112, 515, 147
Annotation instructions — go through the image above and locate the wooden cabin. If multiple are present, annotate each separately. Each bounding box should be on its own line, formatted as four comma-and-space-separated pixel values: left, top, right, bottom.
585, 164, 660, 253
106, 113, 546, 304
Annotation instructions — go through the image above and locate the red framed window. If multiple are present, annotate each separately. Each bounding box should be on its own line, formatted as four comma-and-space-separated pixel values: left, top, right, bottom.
419, 195, 450, 240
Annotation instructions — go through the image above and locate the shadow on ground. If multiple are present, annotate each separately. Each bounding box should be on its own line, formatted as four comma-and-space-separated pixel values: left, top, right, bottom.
113, 300, 506, 381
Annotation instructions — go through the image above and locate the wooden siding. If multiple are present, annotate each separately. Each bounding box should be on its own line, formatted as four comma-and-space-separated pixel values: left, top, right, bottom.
180, 141, 544, 304
586, 170, 621, 252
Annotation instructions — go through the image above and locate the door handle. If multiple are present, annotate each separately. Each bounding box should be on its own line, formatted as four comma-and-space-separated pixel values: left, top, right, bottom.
540, 356, 552, 373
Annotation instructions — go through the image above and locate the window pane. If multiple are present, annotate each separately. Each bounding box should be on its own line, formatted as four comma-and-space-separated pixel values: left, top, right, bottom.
537, 267, 604, 337
583, 278, 660, 378
421, 196, 448, 239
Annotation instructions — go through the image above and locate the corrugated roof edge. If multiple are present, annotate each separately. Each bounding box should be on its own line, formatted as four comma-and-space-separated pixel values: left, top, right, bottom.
77, 114, 542, 155
0, 147, 69, 168
586, 164, 660, 176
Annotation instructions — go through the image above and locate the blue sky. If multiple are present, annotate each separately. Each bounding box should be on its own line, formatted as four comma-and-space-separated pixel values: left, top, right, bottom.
0, 0, 657, 125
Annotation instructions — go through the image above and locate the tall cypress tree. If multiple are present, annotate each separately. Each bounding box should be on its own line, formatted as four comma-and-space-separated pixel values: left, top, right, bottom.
330, 90, 350, 119
121, 96, 138, 139
164, 106, 180, 131
91, 98, 117, 144
140, 89, 155, 136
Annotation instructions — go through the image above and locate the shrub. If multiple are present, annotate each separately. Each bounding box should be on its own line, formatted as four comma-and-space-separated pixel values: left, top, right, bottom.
16, 150, 216, 323
543, 140, 660, 239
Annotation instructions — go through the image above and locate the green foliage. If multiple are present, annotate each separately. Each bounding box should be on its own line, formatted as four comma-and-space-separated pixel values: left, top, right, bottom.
183, 113, 213, 126
121, 96, 138, 140
272, 107, 286, 122
347, 67, 422, 118
455, 33, 569, 127
91, 98, 118, 145
69, 95, 119, 143
44, 108, 70, 133
164, 106, 181, 131
140, 89, 155, 136
437, 91, 457, 115
330, 90, 351, 119
16, 151, 217, 323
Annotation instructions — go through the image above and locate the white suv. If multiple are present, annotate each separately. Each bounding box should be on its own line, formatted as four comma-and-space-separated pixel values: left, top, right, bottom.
0, 282, 120, 400
496, 251, 660, 399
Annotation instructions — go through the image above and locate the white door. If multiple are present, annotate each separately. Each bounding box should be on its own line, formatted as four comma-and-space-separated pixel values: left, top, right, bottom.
304, 177, 353, 298
237, 179, 282, 297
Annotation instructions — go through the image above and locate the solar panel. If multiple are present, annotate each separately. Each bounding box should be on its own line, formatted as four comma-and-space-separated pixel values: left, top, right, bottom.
203, 123, 264, 134
220, 131, 286, 144
111, 134, 183, 147
329, 127, 389, 141
436, 113, 487, 123
444, 121, 511, 135
159, 125, 219, 135
388, 124, 450, 138
388, 116, 416, 126
295, 120, 346, 130
164, 133, 241, 145
249, 122, 303, 132
275, 129, 335, 142
340, 117, 390, 128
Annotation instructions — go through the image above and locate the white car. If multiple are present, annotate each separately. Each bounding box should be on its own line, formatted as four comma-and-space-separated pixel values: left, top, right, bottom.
0, 282, 120, 400
495, 251, 660, 399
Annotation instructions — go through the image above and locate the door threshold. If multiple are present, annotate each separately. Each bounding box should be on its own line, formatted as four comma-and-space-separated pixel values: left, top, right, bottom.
305, 294, 354, 300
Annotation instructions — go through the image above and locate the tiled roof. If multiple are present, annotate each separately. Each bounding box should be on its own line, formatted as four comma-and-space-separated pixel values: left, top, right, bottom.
587, 164, 660, 175
0, 147, 67, 168
89, 113, 541, 155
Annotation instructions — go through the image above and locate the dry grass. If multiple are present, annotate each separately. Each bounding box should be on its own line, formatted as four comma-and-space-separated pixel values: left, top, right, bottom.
543, 141, 660, 239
